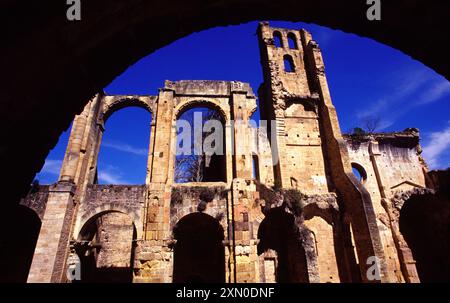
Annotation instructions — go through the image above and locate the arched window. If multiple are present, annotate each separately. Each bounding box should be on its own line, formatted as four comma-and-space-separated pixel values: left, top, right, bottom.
273, 31, 283, 48
283, 55, 295, 72
351, 163, 367, 184
287, 33, 298, 49
97, 107, 151, 184
175, 106, 226, 183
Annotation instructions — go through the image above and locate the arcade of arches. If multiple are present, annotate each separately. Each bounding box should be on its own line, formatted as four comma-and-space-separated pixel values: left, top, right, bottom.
4, 19, 450, 282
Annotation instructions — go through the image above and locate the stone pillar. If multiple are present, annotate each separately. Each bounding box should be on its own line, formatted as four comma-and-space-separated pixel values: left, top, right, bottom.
231, 92, 255, 179
150, 89, 174, 184
59, 103, 91, 182
27, 182, 76, 282
299, 223, 320, 283
232, 179, 260, 282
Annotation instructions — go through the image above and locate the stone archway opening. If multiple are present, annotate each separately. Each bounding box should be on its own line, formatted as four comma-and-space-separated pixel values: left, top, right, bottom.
76, 211, 137, 283
399, 193, 450, 282
175, 105, 227, 183
97, 106, 152, 185
172, 212, 225, 283
257, 208, 309, 282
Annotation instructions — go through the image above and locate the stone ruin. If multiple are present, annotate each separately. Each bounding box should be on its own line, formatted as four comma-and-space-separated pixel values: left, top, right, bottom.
19, 22, 450, 283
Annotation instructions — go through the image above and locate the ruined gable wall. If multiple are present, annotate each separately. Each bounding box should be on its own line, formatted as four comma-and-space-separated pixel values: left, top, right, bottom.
344, 132, 428, 282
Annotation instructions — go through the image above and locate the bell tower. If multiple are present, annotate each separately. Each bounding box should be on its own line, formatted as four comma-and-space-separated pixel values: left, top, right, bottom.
257, 21, 329, 194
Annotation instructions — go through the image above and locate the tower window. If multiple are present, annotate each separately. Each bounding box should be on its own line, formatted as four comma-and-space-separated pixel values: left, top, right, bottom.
351, 163, 367, 184
283, 55, 295, 72
252, 154, 260, 181
287, 33, 298, 49
273, 31, 283, 48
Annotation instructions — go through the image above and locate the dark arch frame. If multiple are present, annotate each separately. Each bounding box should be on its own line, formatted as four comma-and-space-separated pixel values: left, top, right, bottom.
2, 0, 449, 220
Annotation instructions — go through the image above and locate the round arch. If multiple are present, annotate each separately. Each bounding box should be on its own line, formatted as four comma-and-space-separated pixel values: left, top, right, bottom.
75, 210, 137, 283
76, 206, 142, 240
257, 207, 309, 282
173, 100, 229, 183
172, 212, 225, 283
174, 99, 229, 123
351, 162, 368, 184
399, 193, 450, 282
101, 96, 154, 124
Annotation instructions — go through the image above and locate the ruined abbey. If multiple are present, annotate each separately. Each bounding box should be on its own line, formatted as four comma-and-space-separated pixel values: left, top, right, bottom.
19, 22, 450, 283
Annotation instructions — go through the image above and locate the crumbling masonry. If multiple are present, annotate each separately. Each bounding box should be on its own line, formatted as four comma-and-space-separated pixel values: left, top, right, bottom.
22, 23, 449, 283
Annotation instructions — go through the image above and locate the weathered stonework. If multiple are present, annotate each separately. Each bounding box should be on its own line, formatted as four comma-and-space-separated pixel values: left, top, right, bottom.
22, 23, 447, 283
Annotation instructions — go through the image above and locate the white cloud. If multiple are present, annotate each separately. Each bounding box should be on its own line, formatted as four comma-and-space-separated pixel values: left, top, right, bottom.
102, 141, 148, 156
98, 165, 130, 184
98, 171, 125, 184
415, 80, 450, 106
356, 68, 449, 130
40, 159, 63, 175
422, 123, 450, 169
357, 69, 430, 120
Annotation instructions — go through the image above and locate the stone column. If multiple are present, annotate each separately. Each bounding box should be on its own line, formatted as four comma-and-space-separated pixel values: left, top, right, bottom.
232, 179, 260, 282
27, 182, 76, 282
231, 93, 255, 179
59, 103, 91, 183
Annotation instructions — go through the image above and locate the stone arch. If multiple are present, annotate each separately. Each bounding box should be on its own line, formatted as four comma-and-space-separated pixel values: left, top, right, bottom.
173, 99, 229, 123
283, 54, 296, 72
172, 212, 225, 282
76, 205, 142, 240
351, 162, 368, 184
272, 31, 283, 48
399, 192, 450, 282
302, 194, 339, 225
173, 100, 229, 183
287, 32, 298, 49
257, 207, 310, 282
169, 185, 229, 232
75, 210, 137, 283
100, 96, 155, 124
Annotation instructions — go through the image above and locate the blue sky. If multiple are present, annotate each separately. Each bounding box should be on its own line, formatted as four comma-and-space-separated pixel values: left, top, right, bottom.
36, 21, 450, 184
